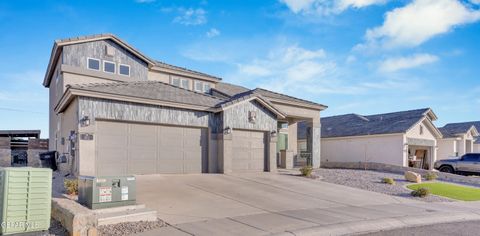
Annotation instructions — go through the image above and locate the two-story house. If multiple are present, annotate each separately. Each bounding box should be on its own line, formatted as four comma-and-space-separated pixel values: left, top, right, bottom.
43, 34, 327, 176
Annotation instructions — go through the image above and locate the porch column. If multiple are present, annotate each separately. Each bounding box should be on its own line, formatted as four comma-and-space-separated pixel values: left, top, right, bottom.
287, 119, 298, 157
306, 116, 321, 168
268, 134, 277, 172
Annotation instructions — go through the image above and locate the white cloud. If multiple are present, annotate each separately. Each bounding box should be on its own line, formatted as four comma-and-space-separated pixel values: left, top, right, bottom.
361, 0, 480, 49
229, 45, 368, 95
173, 8, 207, 26
379, 53, 439, 72
279, 0, 386, 15
206, 28, 220, 38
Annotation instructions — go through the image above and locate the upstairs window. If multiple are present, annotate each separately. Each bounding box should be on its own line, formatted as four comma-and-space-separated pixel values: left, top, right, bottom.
171, 77, 181, 87
194, 81, 204, 92
203, 83, 211, 93
119, 64, 130, 76
103, 61, 116, 74
181, 79, 189, 89
87, 58, 100, 71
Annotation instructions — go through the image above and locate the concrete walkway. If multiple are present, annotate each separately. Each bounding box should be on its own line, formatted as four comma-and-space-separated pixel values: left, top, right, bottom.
135, 172, 480, 236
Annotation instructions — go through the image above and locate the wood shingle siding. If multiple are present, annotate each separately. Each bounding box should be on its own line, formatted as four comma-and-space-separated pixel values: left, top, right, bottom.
79, 97, 221, 132
62, 39, 148, 80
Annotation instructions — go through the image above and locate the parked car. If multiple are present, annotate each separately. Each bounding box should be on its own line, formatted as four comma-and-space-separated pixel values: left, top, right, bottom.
434, 153, 480, 175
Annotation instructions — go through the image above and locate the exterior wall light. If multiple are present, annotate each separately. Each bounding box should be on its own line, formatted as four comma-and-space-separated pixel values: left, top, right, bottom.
224, 126, 232, 135
80, 116, 90, 127
271, 130, 277, 137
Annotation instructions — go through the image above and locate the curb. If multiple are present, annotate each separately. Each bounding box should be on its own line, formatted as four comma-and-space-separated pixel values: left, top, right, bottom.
273, 211, 480, 236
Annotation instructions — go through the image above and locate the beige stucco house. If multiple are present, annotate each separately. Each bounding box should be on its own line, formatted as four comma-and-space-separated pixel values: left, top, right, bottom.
437, 122, 480, 160
321, 108, 442, 170
475, 139, 480, 153
43, 34, 327, 176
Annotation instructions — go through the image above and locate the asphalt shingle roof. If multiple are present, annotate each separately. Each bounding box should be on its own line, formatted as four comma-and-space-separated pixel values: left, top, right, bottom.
68, 81, 225, 108
213, 82, 327, 108
321, 108, 432, 138
55, 34, 221, 81
439, 121, 480, 138
213, 82, 250, 97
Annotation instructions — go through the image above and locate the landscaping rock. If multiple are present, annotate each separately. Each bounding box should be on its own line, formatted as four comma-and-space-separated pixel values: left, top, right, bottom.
405, 171, 422, 183
314, 168, 451, 202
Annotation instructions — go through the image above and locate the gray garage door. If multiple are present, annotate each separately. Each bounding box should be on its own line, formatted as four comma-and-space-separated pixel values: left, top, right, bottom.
232, 130, 265, 172
96, 121, 207, 176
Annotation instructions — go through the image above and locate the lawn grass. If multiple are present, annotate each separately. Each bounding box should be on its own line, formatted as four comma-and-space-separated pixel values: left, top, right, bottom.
407, 182, 480, 201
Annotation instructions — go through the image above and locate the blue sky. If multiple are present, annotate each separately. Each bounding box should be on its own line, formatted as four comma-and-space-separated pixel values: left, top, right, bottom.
0, 0, 479, 138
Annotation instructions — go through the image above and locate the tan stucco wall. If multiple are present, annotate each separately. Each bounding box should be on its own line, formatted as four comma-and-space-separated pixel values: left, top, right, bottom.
437, 139, 458, 160
474, 143, 480, 153
321, 134, 405, 167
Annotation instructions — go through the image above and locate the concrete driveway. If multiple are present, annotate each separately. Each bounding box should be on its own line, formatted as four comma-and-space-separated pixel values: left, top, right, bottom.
135, 172, 480, 235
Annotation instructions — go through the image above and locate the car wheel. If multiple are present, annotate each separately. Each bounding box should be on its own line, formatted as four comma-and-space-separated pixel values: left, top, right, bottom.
439, 166, 454, 174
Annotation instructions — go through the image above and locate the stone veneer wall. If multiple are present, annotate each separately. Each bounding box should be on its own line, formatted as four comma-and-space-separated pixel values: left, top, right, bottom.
321, 161, 480, 186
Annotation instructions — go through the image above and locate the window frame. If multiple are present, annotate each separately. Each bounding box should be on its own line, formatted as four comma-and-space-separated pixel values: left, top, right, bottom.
171, 77, 181, 87
180, 78, 189, 90
87, 57, 101, 71
103, 60, 116, 74
203, 83, 211, 93
118, 64, 131, 77
194, 81, 204, 92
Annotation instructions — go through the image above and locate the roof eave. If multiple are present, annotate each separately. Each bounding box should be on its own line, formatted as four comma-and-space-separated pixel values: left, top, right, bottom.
44, 34, 156, 88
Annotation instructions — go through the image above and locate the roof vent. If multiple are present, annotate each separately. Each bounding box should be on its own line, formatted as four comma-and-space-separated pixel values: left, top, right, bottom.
105, 45, 115, 57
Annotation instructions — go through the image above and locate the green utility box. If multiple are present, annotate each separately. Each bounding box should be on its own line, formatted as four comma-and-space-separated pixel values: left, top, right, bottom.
78, 176, 136, 209
0, 167, 52, 235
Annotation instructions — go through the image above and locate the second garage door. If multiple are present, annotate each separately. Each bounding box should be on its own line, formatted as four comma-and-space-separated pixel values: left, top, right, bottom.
96, 121, 207, 176
232, 130, 266, 172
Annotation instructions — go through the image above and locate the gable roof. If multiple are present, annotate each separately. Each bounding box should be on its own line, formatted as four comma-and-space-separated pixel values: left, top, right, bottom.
216, 90, 286, 118
321, 108, 437, 138
65, 81, 224, 109
57, 81, 286, 119
43, 34, 221, 87
212, 82, 327, 110
439, 121, 480, 138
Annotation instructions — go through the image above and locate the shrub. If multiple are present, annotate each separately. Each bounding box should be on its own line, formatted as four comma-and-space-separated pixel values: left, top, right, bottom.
382, 177, 395, 185
300, 166, 313, 177
425, 172, 438, 181
64, 179, 78, 195
411, 187, 430, 198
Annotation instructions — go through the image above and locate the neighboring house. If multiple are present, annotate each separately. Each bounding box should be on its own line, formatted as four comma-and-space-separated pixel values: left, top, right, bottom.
437, 122, 480, 160
475, 138, 480, 153
43, 34, 327, 176
0, 130, 48, 167
321, 108, 442, 170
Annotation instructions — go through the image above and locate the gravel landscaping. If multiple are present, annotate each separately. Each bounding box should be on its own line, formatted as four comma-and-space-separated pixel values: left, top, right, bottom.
98, 219, 165, 236
315, 168, 453, 202
48, 219, 69, 236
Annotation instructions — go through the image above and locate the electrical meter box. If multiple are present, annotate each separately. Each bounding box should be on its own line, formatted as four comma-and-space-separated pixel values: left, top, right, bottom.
0, 167, 52, 235
78, 176, 136, 209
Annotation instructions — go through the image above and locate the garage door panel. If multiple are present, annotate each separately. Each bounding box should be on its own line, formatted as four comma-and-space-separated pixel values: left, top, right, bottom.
96, 121, 206, 175
128, 160, 156, 175
97, 135, 128, 148
157, 159, 184, 174
97, 122, 128, 135
232, 130, 265, 172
